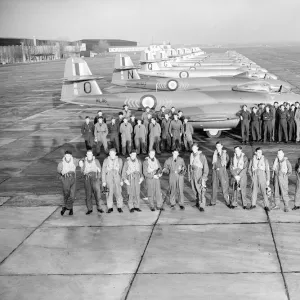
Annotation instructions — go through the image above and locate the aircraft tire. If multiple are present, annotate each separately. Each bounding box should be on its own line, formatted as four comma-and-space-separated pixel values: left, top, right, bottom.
166, 79, 179, 91
206, 130, 221, 138
179, 71, 189, 78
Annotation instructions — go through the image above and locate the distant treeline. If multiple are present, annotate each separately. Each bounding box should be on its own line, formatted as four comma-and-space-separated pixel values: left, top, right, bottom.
0, 43, 81, 64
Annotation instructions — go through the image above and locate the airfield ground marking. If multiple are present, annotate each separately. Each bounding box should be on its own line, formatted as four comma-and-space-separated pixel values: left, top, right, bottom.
0, 206, 59, 266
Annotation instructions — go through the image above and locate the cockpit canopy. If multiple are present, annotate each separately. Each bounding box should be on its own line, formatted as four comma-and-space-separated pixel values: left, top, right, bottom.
232, 81, 288, 93
236, 71, 277, 80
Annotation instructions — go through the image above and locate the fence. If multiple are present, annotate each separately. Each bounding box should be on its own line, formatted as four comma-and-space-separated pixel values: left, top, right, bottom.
0, 44, 81, 64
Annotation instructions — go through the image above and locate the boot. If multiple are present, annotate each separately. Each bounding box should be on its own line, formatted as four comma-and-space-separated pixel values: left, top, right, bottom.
130, 208, 135, 213
69, 209, 73, 215
61, 207, 67, 216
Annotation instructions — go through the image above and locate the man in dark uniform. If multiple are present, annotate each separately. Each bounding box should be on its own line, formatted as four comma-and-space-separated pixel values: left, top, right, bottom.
277, 105, 288, 143
250, 106, 261, 142
257, 103, 265, 139
288, 104, 296, 142
262, 106, 273, 143
81, 116, 94, 150
161, 113, 172, 152
272, 102, 279, 141
238, 105, 251, 144
157, 106, 166, 125
178, 110, 185, 123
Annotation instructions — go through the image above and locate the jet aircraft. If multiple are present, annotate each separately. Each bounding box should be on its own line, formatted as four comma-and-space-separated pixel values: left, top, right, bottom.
61, 57, 300, 138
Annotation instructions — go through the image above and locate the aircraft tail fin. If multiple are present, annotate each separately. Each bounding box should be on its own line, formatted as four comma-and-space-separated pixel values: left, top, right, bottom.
61, 57, 102, 102
112, 53, 140, 84
139, 51, 160, 71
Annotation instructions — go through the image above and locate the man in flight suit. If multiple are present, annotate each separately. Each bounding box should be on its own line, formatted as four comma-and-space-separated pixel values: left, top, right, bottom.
169, 114, 183, 151
81, 116, 94, 150
143, 150, 164, 211
79, 150, 104, 214
57, 150, 79, 216
248, 147, 270, 211
188, 143, 209, 212
134, 119, 147, 154
122, 149, 143, 213
94, 117, 108, 155
272, 149, 292, 212
230, 146, 249, 209
102, 148, 124, 213
211, 141, 230, 206
163, 149, 186, 210
149, 117, 161, 154
120, 118, 133, 155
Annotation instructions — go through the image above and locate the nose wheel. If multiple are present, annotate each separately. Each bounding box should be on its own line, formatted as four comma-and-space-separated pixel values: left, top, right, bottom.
206, 130, 221, 138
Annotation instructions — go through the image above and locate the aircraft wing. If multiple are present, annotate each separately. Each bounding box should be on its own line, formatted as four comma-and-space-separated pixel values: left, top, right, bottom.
63, 75, 103, 83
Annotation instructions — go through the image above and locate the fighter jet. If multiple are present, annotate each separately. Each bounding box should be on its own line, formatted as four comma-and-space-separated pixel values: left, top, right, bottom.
61, 57, 300, 138
111, 53, 293, 92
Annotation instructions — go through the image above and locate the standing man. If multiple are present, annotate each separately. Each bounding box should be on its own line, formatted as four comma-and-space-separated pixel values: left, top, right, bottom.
161, 113, 172, 152
141, 107, 151, 124
238, 105, 251, 144
94, 117, 108, 155
122, 149, 143, 213
288, 104, 296, 142
178, 110, 185, 123
258, 103, 265, 139
230, 146, 249, 209
163, 149, 186, 210
79, 150, 103, 215
149, 117, 161, 154
120, 118, 133, 155
271, 102, 279, 142
94, 110, 106, 124
169, 107, 176, 119
129, 115, 137, 148
169, 114, 183, 150
102, 148, 124, 213
211, 141, 230, 207
157, 106, 166, 125
143, 150, 164, 211
183, 117, 194, 151
108, 117, 120, 154
57, 150, 79, 216
248, 147, 270, 211
188, 143, 209, 212
295, 102, 300, 143
293, 158, 300, 210
122, 104, 131, 119
262, 106, 273, 143
250, 106, 261, 142
134, 119, 147, 154
81, 116, 94, 150
272, 149, 292, 212
277, 105, 288, 143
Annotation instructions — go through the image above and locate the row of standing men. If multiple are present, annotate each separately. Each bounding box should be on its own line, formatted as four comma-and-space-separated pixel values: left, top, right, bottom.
81, 105, 194, 156
239, 101, 300, 143
57, 142, 300, 216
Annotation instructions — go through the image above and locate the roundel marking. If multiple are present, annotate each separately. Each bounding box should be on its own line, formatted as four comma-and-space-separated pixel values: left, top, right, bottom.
84, 82, 92, 94
167, 79, 179, 91
148, 63, 153, 70
140, 94, 157, 109
179, 71, 189, 78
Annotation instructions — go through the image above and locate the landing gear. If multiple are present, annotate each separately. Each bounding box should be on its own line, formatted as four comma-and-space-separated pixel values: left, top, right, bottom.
206, 130, 221, 138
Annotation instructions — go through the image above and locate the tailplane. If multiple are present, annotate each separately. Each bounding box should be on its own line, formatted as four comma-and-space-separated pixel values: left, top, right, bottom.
112, 53, 140, 84
61, 57, 102, 102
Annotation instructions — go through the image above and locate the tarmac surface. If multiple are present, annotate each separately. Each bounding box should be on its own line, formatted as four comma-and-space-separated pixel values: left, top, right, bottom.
1, 47, 300, 299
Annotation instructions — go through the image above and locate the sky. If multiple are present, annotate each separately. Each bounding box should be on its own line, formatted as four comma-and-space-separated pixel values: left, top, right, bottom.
0, 0, 300, 45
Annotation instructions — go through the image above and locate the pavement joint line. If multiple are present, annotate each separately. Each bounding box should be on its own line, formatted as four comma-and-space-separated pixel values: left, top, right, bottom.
123, 200, 166, 300
265, 210, 291, 300
0, 206, 60, 267
0, 271, 287, 277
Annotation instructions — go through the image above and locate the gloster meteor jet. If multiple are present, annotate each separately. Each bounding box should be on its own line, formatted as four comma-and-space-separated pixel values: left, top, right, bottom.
61, 57, 300, 138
